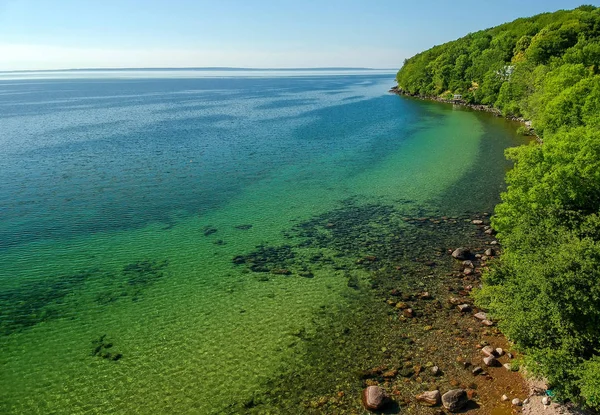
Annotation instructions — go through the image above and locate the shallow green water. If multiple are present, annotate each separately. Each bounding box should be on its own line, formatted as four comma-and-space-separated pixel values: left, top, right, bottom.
0, 72, 526, 413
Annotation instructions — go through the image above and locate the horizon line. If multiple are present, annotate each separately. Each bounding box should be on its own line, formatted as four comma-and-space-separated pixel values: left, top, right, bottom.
0, 66, 399, 74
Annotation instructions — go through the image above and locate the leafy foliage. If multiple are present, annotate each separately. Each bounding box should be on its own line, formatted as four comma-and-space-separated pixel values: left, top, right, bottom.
397, 5, 600, 409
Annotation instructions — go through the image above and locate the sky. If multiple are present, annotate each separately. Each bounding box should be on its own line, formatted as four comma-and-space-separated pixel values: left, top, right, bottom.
0, 0, 598, 71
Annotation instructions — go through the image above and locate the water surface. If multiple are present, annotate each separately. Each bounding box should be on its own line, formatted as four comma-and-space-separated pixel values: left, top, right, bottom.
0, 70, 526, 413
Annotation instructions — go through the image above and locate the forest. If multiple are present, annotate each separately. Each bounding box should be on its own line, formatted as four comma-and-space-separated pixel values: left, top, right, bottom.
396, 5, 600, 408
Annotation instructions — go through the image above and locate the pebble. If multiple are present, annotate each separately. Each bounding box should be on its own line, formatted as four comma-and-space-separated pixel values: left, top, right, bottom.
472, 366, 483, 375
512, 398, 522, 406
472, 219, 484, 225
431, 366, 442, 376
458, 304, 471, 312
416, 390, 441, 406
503, 363, 512, 371
501, 394, 509, 401
495, 348, 504, 356
481, 319, 494, 326
542, 396, 551, 405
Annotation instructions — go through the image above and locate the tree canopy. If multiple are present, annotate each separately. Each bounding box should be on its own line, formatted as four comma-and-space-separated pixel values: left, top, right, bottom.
397, 5, 600, 409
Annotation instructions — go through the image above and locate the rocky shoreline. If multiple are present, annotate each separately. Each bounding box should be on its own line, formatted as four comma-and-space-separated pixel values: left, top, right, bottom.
389, 86, 542, 144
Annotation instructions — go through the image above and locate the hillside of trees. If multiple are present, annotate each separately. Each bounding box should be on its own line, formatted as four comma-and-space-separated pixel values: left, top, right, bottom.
396, 5, 600, 409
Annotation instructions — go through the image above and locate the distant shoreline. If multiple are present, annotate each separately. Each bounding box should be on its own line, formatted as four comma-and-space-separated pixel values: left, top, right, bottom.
0, 67, 393, 74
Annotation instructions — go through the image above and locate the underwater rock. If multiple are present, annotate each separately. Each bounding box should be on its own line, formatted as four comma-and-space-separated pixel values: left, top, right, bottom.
234, 224, 253, 230
271, 269, 291, 275
416, 390, 441, 406
451, 247, 470, 260
203, 226, 218, 236
91, 335, 122, 362
362, 386, 389, 411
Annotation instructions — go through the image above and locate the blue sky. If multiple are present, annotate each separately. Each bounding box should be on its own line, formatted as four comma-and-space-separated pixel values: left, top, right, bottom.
0, 0, 598, 70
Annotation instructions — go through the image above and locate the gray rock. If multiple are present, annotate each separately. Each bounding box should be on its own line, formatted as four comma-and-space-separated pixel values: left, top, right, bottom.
483, 356, 498, 366
462, 260, 474, 268
362, 386, 389, 411
442, 389, 468, 412
416, 390, 441, 406
451, 247, 470, 260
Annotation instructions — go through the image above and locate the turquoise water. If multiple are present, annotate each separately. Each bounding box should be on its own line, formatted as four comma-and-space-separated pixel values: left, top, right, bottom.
0, 70, 525, 413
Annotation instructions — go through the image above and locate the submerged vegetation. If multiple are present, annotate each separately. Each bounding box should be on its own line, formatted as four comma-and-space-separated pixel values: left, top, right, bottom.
397, 5, 600, 408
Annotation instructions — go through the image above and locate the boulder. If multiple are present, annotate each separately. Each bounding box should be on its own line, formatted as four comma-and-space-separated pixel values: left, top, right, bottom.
416, 390, 441, 406
451, 247, 470, 260
362, 386, 389, 411
442, 389, 468, 412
